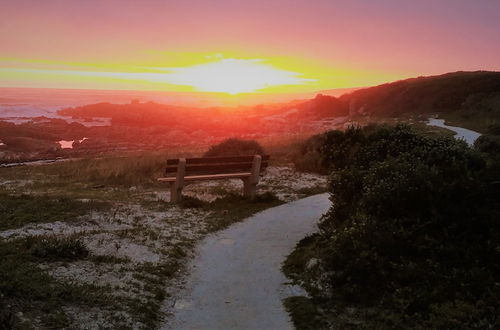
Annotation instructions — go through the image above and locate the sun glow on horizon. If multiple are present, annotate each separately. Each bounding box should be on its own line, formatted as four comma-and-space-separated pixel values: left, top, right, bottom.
155, 58, 315, 94
0, 53, 410, 94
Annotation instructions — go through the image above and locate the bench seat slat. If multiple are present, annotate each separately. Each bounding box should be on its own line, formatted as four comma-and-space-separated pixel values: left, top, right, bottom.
165, 161, 268, 175
166, 155, 270, 165
158, 172, 252, 182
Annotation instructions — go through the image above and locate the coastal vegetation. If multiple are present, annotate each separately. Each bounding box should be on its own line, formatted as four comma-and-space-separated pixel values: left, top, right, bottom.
0, 193, 109, 231
204, 138, 265, 157
285, 124, 500, 328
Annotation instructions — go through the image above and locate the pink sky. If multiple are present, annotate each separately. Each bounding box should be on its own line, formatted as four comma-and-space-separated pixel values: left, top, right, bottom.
1, 0, 499, 91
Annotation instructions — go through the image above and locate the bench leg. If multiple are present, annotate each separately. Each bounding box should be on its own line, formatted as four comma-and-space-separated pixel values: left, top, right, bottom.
170, 183, 183, 203
243, 155, 261, 200
243, 178, 257, 200
170, 158, 186, 203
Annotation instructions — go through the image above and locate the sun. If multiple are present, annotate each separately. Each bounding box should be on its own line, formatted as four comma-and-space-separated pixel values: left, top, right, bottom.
157, 58, 314, 94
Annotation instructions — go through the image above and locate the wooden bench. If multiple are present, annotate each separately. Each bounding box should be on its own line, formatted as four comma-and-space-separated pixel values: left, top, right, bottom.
158, 154, 269, 202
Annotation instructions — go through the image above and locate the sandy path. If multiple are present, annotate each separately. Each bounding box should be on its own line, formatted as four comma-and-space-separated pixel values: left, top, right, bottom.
163, 193, 330, 330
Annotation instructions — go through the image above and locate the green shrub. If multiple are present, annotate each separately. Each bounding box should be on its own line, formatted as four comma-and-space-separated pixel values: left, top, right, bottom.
292, 134, 327, 174
285, 124, 500, 328
204, 138, 264, 157
475, 134, 500, 160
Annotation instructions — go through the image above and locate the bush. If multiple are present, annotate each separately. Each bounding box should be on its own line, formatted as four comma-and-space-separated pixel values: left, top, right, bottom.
286, 124, 500, 328
475, 134, 500, 160
292, 125, 370, 174
292, 134, 327, 174
204, 138, 264, 157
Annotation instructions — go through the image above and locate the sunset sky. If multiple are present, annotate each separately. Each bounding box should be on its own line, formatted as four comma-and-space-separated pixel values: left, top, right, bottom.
1, 0, 499, 94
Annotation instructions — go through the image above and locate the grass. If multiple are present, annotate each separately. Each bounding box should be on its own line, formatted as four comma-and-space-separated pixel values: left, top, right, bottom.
0, 233, 169, 329
283, 236, 345, 330
411, 121, 457, 138
0, 152, 166, 188
203, 192, 282, 232
282, 235, 316, 276
283, 296, 330, 330
27, 235, 89, 261
141, 191, 283, 233
0, 192, 110, 231
0, 236, 118, 329
296, 185, 327, 196
126, 260, 182, 327
178, 195, 208, 209
90, 254, 130, 264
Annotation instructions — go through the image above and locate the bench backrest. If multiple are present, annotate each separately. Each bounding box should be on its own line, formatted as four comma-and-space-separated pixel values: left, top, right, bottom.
165, 155, 270, 176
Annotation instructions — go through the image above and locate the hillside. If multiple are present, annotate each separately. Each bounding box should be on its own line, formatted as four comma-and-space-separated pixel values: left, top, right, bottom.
342, 71, 500, 116
296, 71, 500, 131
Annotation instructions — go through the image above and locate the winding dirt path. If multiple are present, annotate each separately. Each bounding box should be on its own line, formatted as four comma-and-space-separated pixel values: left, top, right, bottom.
163, 193, 330, 330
